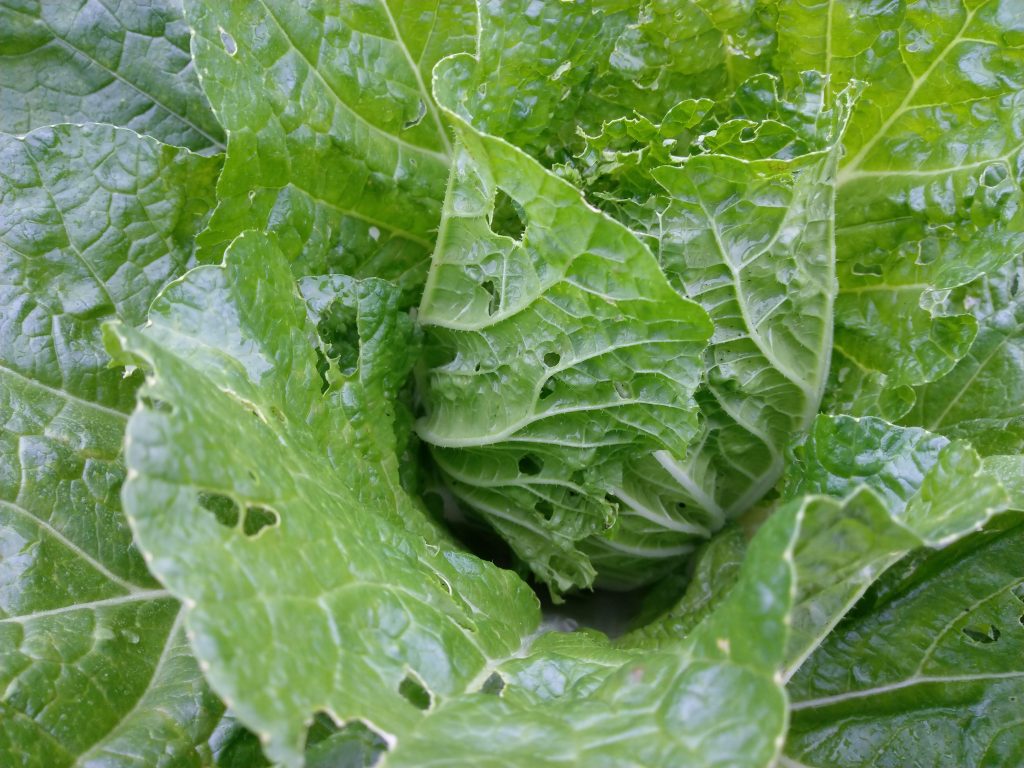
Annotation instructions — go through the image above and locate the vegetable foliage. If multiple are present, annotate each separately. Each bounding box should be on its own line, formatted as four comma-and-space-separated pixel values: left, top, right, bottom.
1, 1, 1022, 766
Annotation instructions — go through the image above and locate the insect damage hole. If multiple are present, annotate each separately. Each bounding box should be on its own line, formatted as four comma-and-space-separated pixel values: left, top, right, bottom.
518, 455, 543, 476
481, 279, 500, 316
304, 712, 389, 766
490, 190, 526, 240
403, 100, 427, 130
243, 505, 279, 537
480, 672, 505, 695
398, 674, 433, 710
962, 624, 1001, 644
198, 492, 240, 527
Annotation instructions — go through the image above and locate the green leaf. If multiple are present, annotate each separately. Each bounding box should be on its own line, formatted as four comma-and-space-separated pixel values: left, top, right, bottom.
780, 414, 1009, 675
104, 231, 541, 766
618, 527, 747, 649
902, 256, 1024, 454
0, 124, 223, 766
0, 0, 223, 152
775, 0, 1024, 412
382, 492, 804, 768
647, 75, 856, 522
786, 518, 1024, 768
440, 0, 778, 164
183, 0, 474, 295
417, 55, 714, 593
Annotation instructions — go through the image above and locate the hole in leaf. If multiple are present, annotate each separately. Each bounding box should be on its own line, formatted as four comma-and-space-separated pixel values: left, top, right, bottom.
480, 279, 500, 316
1019, 615, 1024, 627
540, 377, 556, 400
852, 262, 883, 277
198, 492, 240, 527
739, 126, 756, 142
962, 624, 1001, 644
613, 381, 631, 399
1011, 272, 1021, 298
305, 713, 388, 767
243, 505, 278, 537
403, 100, 427, 130
317, 301, 360, 376
433, 573, 453, 595
398, 674, 432, 710
481, 672, 505, 695
219, 28, 237, 55
536, 499, 554, 521
269, 405, 286, 423
543, 351, 561, 368
570, 470, 585, 486
140, 396, 173, 414
518, 455, 543, 476
490, 190, 527, 240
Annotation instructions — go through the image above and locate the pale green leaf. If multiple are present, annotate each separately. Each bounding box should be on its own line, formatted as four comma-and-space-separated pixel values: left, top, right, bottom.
776, 0, 1024, 411
381, 492, 804, 768
647, 76, 856, 522
417, 54, 714, 593
104, 231, 541, 766
183, 0, 475, 293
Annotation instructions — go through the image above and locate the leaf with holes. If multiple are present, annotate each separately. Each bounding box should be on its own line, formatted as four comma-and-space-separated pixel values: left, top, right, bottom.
182, 0, 475, 296
103, 231, 542, 765
786, 516, 1024, 767
416, 51, 715, 594
0, 124, 223, 766
774, 0, 1024, 416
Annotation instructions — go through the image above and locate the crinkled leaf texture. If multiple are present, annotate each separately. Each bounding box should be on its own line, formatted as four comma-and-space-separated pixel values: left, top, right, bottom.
105, 230, 810, 768
183, 0, 474, 294
105, 231, 540, 765
0, 124, 223, 765
417, 52, 715, 593
0, 0, 223, 152
779, 414, 1010, 676
643, 75, 857, 527
776, 0, 1024, 415
786, 515, 1024, 768
902, 255, 1024, 454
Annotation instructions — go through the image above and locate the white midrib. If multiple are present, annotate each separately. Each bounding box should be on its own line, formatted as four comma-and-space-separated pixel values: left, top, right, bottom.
0, 499, 143, 594
0, 590, 172, 624
790, 671, 1024, 710
72, 609, 184, 766
0, 364, 128, 422
377, 0, 452, 156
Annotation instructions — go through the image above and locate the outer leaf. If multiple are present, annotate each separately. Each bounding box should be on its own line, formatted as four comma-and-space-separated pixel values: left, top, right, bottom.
382, 491, 804, 768
417, 54, 714, 592
780, 415, 1009, 675
786, 519, 1024, 767
618, 527, 746, 649
0, 125, 222, 765
902, 255, 1024, 454
776, 0, 1024, 413
104, 232, 540, 767
0, 0, 223, 152
184, 0, 474, 294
